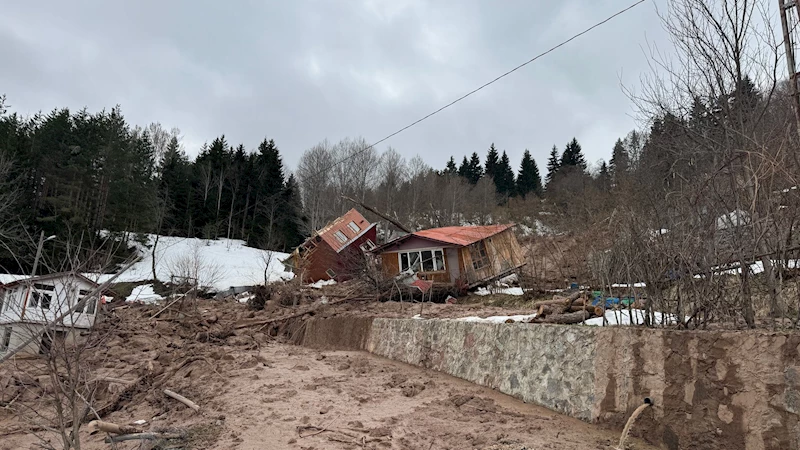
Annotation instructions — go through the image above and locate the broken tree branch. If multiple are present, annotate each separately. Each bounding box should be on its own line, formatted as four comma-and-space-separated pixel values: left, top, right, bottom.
164, 389, 200, 411
341, 195, 411, 233
86, 420, 141, 435
104, 432, 182, 443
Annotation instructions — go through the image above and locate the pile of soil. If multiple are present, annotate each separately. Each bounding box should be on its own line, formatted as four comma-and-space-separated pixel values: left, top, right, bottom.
0, 295, 655, 449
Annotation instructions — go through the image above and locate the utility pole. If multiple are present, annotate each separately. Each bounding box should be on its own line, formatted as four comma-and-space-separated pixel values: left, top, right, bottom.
779, 0, 800, 136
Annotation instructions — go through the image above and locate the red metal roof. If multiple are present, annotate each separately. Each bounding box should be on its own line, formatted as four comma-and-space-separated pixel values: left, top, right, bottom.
315, 208, 373, 253
413, 224, 515, 247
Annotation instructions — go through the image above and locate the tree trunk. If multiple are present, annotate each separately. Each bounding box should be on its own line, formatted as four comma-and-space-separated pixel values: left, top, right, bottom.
151, 234, 159, 282
535, 310, 590, 324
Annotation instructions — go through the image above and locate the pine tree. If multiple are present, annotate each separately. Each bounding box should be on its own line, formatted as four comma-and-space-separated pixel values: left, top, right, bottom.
484, 143, 499, 180
445, 156, 458, 175
466, 152, 483, 185
597, 160, 611, 191
609, 138, 629, 183
545, 145, 561, 186
279, 174, 306, 250
560, 138, 587, 170
495, 151, 516, 197
516, 149, 542, 198
458, 155, 470, 179
159, 136, 192, 233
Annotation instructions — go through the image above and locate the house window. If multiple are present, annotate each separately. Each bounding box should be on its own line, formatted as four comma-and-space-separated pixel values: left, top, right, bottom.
333, 230, 348, 244
359, 239, 377, 252
0, 290, 5, 313
75, 289, 97, 315
399, 249, 445, 272
31, 283, 54, 310
470, 241, 490, 270
0, 327, 11, 352
325, 268, 337, 278
347, 221, 361, 233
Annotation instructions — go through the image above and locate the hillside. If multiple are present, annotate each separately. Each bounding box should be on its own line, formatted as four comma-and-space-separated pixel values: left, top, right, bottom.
85, 234, 293, 295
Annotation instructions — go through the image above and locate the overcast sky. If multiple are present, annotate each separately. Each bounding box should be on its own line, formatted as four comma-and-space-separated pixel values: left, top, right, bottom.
1, 0, 669, 173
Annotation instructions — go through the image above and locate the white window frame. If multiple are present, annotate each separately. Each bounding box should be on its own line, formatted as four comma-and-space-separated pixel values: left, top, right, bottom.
0, 326, 11, 352
359, 239, 377, 252
74, 289, 97, 315
347, 221, 361, 233
31, 283, 55, 310
397, 248, 446, 273
333, 230, 348, 244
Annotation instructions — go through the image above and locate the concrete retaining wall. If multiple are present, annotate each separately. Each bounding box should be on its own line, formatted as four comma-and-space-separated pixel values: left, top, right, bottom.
303, 317, 800, 450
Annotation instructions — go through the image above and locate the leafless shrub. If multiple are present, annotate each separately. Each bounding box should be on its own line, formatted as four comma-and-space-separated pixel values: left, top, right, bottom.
166, 241, 227, 292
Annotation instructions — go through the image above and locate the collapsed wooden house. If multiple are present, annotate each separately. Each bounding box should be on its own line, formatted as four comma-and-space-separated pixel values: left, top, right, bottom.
372, 224, 525, 288
282, 209, 377, 283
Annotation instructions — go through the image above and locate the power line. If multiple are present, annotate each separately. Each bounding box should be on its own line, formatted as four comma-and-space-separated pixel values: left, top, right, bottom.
304, 0, 646, 181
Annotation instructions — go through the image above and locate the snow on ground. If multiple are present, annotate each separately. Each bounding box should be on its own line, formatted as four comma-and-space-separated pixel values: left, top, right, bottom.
584, 309, 679, 326
454, 314, 537, 324
610, 282, 647, 288
308, 279, 337, 289
716, 259, 800, 276
85, 234, 293, 292
474, 286, 525, 296
126, 284, 163, 304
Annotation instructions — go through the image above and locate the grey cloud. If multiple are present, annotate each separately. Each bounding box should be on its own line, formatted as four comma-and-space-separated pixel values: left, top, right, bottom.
0, 0, 668, 171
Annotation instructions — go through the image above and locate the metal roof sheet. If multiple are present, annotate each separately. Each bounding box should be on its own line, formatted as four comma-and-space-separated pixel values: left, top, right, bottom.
413, 224, 515, 246
313, 208, 373, 253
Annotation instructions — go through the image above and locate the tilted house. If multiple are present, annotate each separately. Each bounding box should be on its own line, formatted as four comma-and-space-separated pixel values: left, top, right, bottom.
283, 208, 378, 283
0, 272, 105, 355
373, 224, 525, 288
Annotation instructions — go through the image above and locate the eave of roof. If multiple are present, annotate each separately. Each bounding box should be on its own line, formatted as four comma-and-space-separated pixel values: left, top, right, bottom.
371, 224, 516, 253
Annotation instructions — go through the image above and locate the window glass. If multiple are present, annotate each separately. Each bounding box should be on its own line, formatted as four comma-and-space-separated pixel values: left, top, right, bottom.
40, 293, 52, 310
400, 253, 409, 271
0, 290, 5, 312
0, 327, 11, 352
334, 230, 348, 243
86, 298, 97, 314
433, 250, 445, 271
408, 252, 421, 271
470, 242, 489, 269
348, 221, 360, 233
421, 250, 434, 271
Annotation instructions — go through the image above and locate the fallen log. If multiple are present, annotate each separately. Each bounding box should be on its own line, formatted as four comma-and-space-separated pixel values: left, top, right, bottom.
568, 304, 595, 313
534, 310, 590, 324
234, 296, 374, 330
105, 432, 182, 443
536, 304, 562, 317
86, 420, 141, 435
534, 298, 569, 308
164, 389, 200, 411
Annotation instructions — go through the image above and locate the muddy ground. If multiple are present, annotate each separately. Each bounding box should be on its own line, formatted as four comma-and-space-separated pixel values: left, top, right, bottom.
1, 342, 656, 450
0, 294, 656, 450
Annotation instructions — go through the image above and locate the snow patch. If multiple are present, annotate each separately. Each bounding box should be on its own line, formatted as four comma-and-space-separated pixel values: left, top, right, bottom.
308, 279, 337, 289
474, 286, 525, 296
85, 234, 293, 292
610, 282, 646, 288
584, 309, 679, 326
454, 314, 537, 324
126, 284, 163, 304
